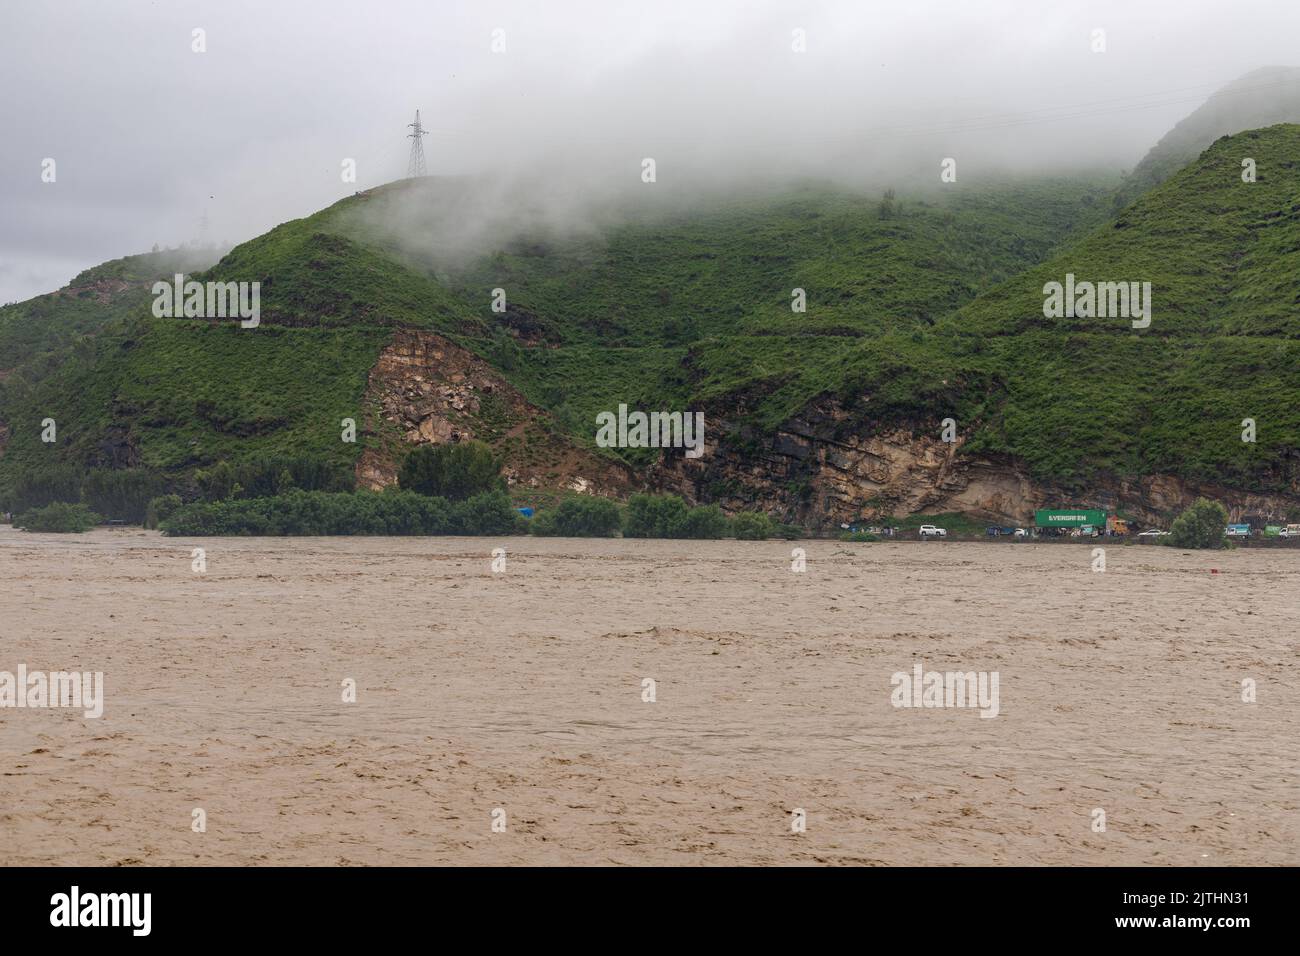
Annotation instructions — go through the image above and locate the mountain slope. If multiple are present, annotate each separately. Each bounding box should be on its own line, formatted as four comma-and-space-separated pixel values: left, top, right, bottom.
0, 173, 1115, 506
948, 122, 1300, 489
0, 247, 217, 387
5, 123, 1300, 527
1115, 66, 1300, 207
666, 123, 1300, 525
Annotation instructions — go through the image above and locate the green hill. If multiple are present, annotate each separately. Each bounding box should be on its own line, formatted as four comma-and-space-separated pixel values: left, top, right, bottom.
932, 122, 1300, 491
4, 121, 1300, 527
0, 171, 1114, 502
1114, 66, 1300, 208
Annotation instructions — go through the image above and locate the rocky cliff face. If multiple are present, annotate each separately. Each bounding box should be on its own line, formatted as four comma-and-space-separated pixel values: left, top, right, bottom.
652, 397, 1300, 528
352, 335, 1300, 526
355, 330, 635, 497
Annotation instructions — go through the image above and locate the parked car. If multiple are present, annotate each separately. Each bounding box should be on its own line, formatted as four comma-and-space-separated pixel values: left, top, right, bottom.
1137, 529, 1170, 537
1013, 528, 1028, 537
918, 524, 947, 538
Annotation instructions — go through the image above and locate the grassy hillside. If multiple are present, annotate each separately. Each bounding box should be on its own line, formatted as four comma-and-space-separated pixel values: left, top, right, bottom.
440, 177, 1117, 459
1114, 66, 1300, 208
439, 126, 1300, 498
0, 247, 217, 387
204, 209, 485, 334
900, 123, 1300, 491
0, 171, 1115, 496
0, 320, 388, 476
0, 241, 392, 494
5, 123, 1299, 515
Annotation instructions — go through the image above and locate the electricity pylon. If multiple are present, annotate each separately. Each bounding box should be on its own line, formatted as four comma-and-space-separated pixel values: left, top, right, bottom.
407, 110, 428, 178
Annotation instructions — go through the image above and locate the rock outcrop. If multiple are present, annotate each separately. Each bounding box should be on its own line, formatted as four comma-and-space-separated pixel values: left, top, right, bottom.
653, 398, 1300, 528
355, 330, 635, 496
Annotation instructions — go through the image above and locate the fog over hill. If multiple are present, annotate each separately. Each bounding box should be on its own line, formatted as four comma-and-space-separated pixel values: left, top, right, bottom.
1114, 65, 1300, 205
5, 0, 1300, 302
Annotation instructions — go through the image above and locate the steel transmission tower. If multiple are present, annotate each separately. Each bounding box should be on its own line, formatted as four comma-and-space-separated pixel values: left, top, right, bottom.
407, 109, 429, 178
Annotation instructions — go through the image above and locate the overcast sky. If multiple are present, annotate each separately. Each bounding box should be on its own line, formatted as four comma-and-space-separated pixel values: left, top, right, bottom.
2, 0, 1299, 303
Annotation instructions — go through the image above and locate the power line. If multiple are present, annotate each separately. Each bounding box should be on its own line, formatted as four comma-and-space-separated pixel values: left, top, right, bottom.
398, 76, 1299, 150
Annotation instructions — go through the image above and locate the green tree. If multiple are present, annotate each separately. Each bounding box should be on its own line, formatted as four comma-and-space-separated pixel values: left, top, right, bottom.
678, 504, 728, 539
82, 468, 167, 523
196, 461, 236, 501
623, 494, 730, 538
144, 494, 184, 529
16, 502, 100, 533
1167, 498, 1228, 549
7, 466, 82, 513
624, 493, 688, 537
531, 496, 622, 537
731, 511, 774, 540
451, 489, 527, 535
397, 441, 502, 501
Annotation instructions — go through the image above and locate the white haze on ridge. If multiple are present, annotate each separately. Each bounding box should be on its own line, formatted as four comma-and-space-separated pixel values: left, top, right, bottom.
3, 0, 1300, 301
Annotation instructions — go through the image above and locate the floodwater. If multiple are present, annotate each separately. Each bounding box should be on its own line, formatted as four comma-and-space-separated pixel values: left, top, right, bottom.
1, 527, 1295, 865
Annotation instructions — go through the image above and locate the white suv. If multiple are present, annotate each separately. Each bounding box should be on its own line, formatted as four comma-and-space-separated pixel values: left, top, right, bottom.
918, 524, 947, 538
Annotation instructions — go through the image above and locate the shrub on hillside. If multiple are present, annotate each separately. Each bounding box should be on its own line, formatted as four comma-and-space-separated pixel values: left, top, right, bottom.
1167, 498, 1229, 549
6, 466, 83, 514
157, 488, 523, 536
623, 493, 731, 539
450, 489, 527, 535
83, 468, 168, 523
398, 441, 502, 501
144, 494, 184, 529
623, 493, 689, 537
730, 512, 774, 540
15, 502, 100, 533
677, 504, 728, 539
194, 456, 351, 502
530, 496, 622, 537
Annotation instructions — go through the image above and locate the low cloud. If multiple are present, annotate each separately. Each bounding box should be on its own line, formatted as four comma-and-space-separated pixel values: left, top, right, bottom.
3, 0, 1300, 300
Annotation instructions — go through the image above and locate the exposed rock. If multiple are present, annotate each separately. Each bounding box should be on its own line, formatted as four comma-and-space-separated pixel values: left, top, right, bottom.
355, 330, 636, 496
653, 397, 1300, 528
56, 277, 132, 305
91, 425, 141, 469
358, 334, 1300, 526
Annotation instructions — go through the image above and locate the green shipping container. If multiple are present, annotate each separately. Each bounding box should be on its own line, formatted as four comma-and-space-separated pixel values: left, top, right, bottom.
1035, 509, 1106, 528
